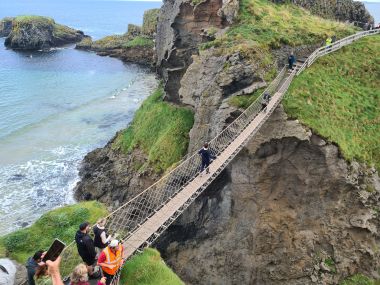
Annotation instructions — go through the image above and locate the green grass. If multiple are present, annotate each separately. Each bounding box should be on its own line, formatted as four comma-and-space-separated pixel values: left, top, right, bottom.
284, 35, 380, 171
124, 36, 154, 48
10, 15, 79, 38
201, 0, 356, 62
91, 35, 153, 49
340, 274, 380, 285
114, 87, 194, 172
120, 248, 184, 285
229, 88, 265, 109
0, 201, 107, 263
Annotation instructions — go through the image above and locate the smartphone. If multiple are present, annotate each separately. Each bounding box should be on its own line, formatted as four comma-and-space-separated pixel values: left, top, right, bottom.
42, 239, 66, 262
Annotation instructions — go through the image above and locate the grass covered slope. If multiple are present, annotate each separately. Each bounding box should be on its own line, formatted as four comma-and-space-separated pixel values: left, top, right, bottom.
120, 248, 184, 285
203, 0, 356, 58
0, 201, 107, 263
284, 35, 380, 171
114, 87, 194, 172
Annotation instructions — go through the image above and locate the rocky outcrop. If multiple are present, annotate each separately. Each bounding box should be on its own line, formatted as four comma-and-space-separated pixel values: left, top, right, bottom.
156, 0, 239, 103
179, 50, 269, 152
272, 0, 374, 27
76, 9, 158, 66
156, 105, 380, 285
76, 35, 155, 66
0, 17, 13, 37
2, 16, 85, 50
74, 133, 160, 208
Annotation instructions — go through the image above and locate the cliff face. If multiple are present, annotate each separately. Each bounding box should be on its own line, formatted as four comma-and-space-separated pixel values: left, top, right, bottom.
272, 0, 374, 26
156, 106, 380, 284
74, 133, 160, 208
156, 0, 239, 103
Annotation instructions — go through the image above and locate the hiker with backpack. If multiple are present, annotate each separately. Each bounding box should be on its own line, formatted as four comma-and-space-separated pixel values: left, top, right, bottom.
261, 92, 271, 112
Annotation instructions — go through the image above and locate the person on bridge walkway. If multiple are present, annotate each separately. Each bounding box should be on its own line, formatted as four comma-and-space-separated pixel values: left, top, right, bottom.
261, 92, 271, 112
70, 263, 106, 285
26, 250, 44, 285
93, 218, 113, 254
198, 143, 216, 175
97, 240, 124, 285
288, 52, 295, 70
326, 37, 332, 47
75, 222, 97, 277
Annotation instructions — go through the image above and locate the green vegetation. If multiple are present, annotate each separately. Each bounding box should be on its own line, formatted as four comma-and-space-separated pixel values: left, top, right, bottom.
0, 201, 107, 263
284, 35, 380, 171
91, 34, 153, 49
11, 15, 78, 37
229, 88, 265, 109
142, 9, 159, 35
120, 248, 184, 285
114, 87, 194, 172
323, 258, 336, 273
340, 274, 380, 285
201, 0, 356, 69
124, 36, 154, 48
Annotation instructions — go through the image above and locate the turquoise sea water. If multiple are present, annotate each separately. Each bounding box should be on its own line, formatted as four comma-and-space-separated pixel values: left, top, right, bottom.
0, 0, 161, 234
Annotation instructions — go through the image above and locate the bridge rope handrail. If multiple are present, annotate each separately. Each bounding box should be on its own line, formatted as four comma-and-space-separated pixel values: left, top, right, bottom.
17, 29, 378, 285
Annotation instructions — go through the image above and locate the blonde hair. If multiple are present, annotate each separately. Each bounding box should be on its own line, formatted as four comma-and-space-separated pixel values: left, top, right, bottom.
97, 218, 106, 227
70, 264, 88, 283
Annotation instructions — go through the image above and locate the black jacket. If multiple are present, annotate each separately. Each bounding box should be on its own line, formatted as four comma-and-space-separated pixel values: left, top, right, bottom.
75, 230, 96, 265
198, 148, 216, 164
25, 257, 38, 285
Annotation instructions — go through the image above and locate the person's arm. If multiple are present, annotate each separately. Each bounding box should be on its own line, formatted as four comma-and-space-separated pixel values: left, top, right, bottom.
100, 231, 111, 244
46, 257, 64, 285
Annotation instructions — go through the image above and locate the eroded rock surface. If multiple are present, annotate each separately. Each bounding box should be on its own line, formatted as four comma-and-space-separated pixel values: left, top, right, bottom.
156, 0, 238, 103
74, 133, 160, 208
156, 106, 380, 285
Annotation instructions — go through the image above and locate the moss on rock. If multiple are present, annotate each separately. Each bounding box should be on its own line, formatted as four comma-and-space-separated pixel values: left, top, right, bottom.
3, 15, 85, 50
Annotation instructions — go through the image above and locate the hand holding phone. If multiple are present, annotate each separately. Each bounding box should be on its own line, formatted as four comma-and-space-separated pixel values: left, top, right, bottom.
42, 239, 66, 262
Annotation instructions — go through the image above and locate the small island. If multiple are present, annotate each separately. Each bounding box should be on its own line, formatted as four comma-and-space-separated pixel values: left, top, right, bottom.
0, 15, 85, 50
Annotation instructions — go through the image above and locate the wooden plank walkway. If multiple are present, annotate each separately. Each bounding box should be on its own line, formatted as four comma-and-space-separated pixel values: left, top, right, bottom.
123, 90, 284, 258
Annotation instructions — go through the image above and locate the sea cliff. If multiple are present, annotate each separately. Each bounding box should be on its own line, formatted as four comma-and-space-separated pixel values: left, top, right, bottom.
9, 0, 378, 284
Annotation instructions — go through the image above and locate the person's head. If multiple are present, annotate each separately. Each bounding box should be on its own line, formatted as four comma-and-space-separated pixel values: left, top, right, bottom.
290, 51, 294, 55
70, 264, 88, 283
203, 143, 208, 149
109, 240, 119, 253
97, 218, 106, 227
35, 265, 48, 279
79, 222, 90, 234
32, 250, 44, 262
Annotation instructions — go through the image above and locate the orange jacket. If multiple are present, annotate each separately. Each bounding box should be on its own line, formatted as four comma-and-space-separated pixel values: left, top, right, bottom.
101, 244, 123, 275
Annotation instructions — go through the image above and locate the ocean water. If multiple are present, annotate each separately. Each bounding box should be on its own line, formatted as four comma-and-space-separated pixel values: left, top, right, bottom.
0, 0, 161, 234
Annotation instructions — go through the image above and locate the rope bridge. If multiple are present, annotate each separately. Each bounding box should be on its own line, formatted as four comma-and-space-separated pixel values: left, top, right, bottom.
20, 29, 379, 285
